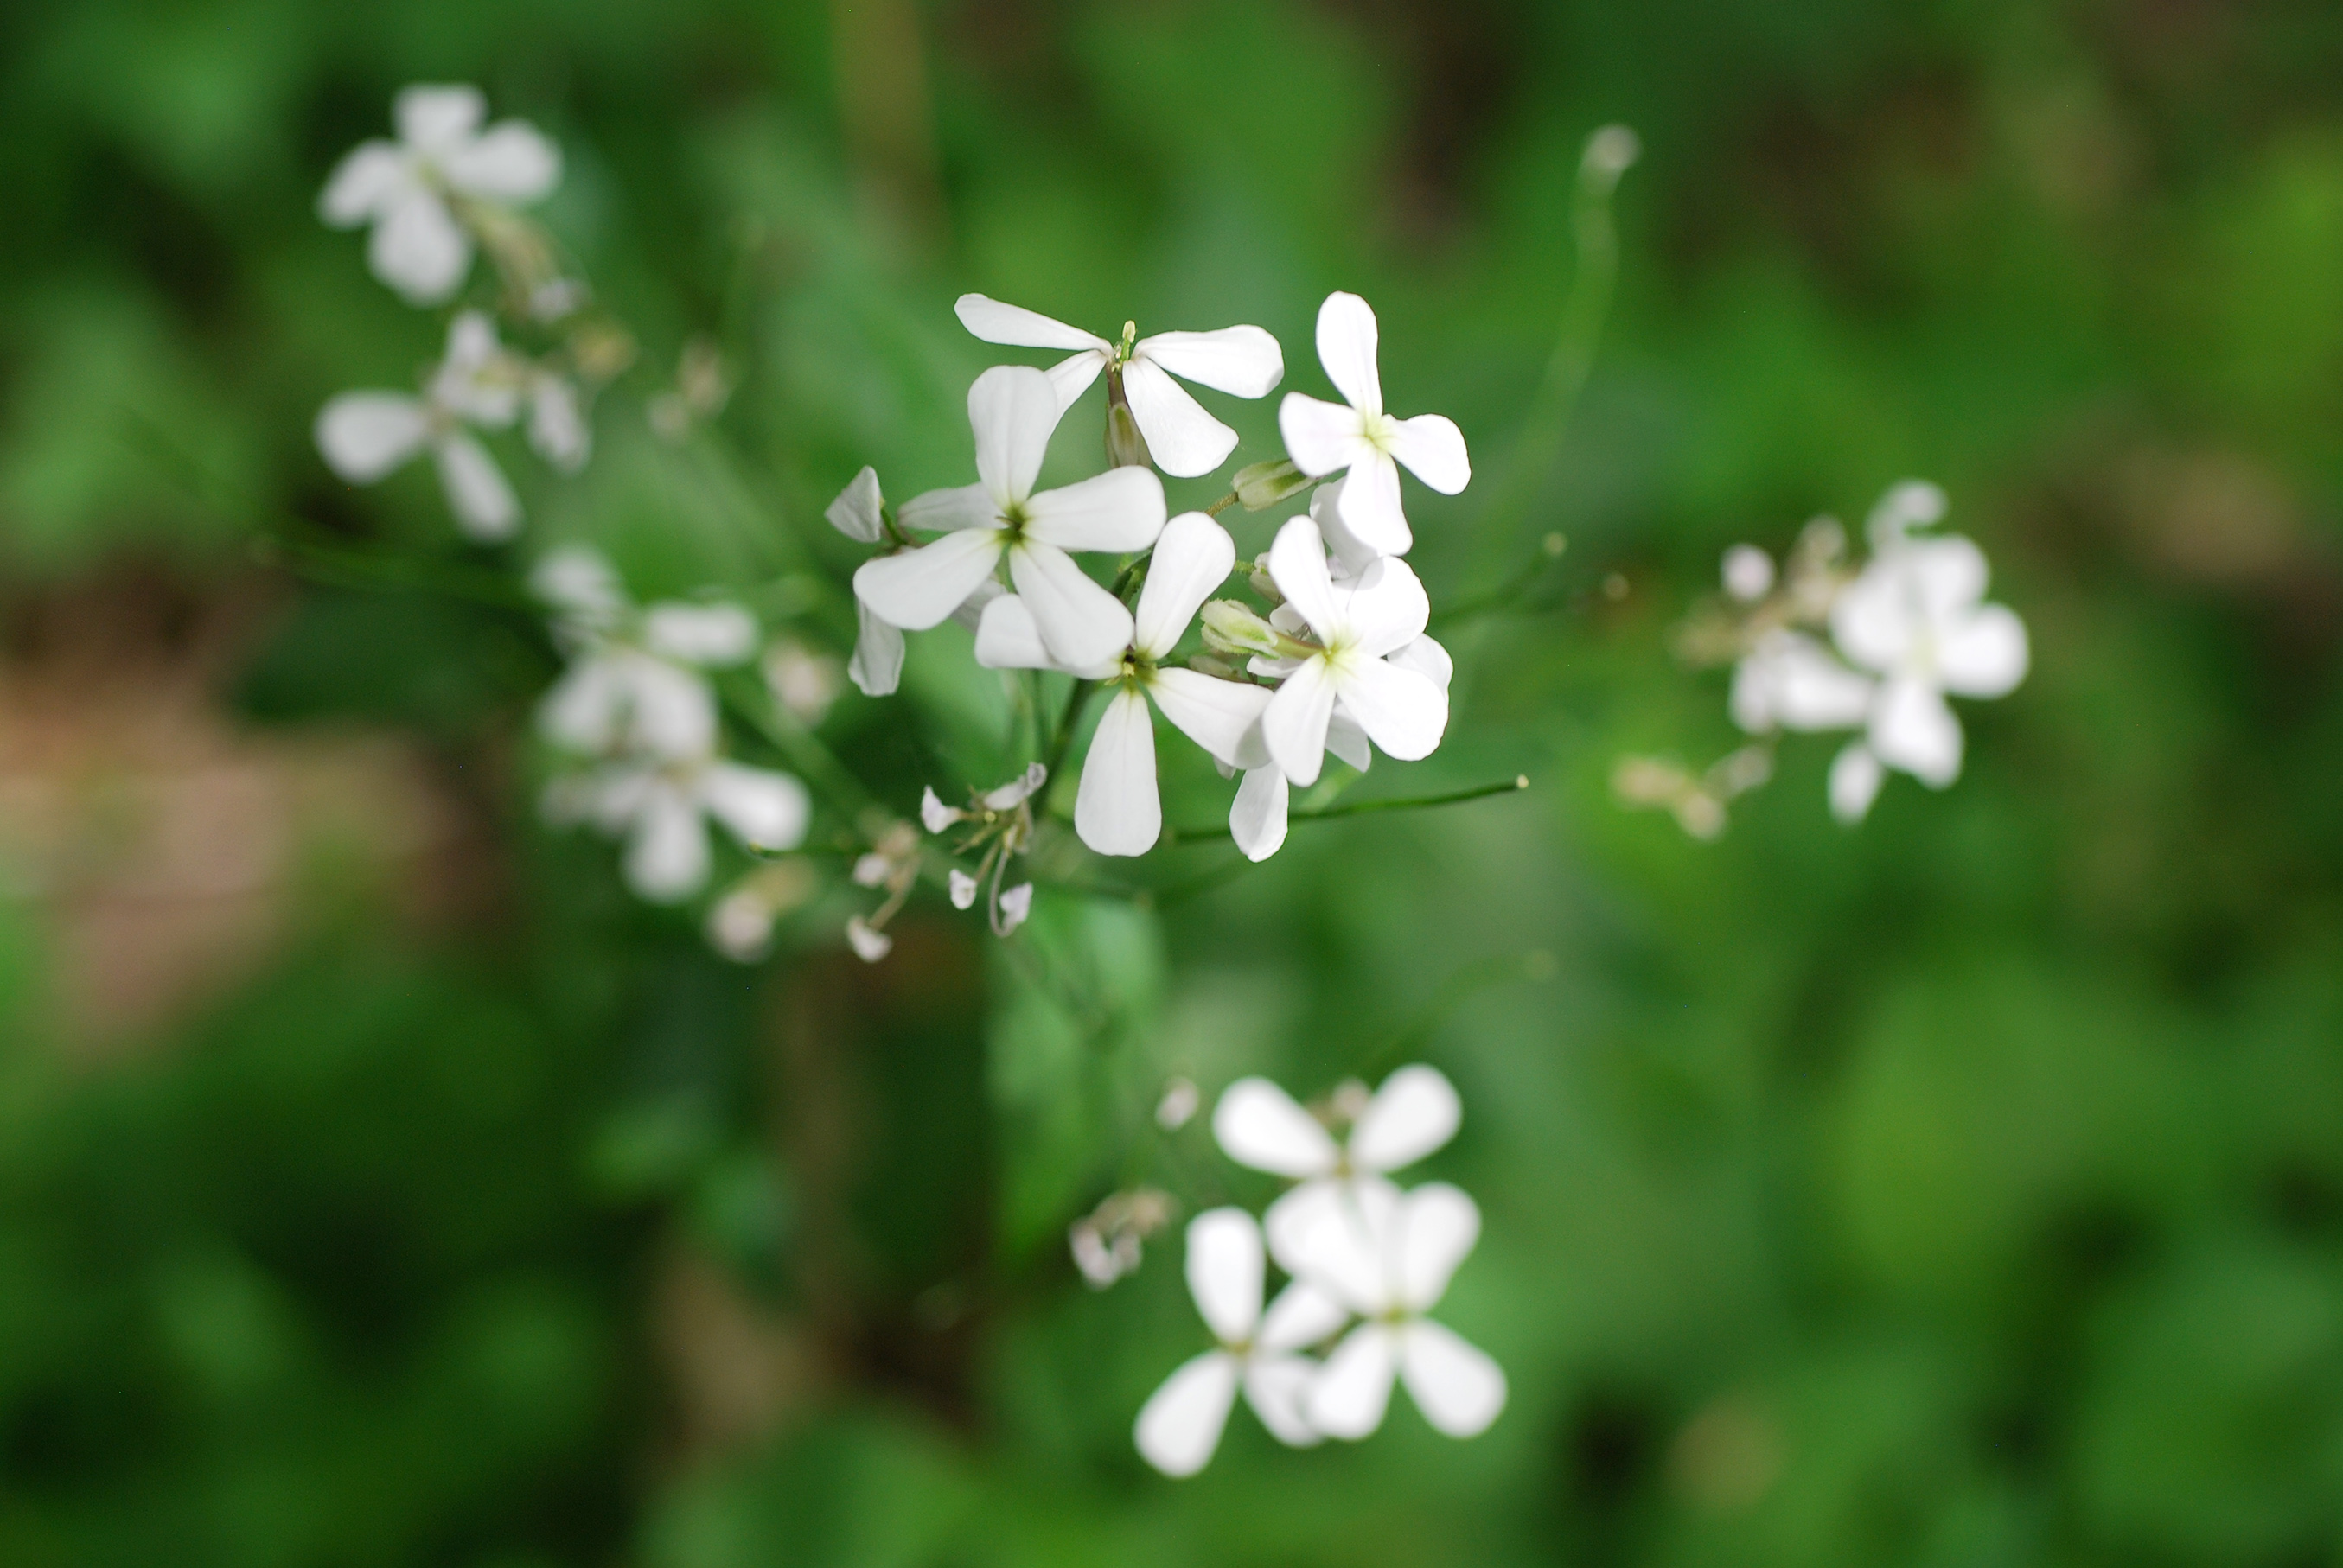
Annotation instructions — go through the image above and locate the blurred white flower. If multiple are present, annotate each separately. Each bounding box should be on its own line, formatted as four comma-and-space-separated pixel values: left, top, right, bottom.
855, 367, 1167, 673
1826, 530, 2028, 819
545, 756, 808, 903
763, 639, 843, 727
315, 311, 526, 540
1134, 1208, 1349, 1476
705, 859, 817, 962
1252, 518, 1447, 787
1278, 292, 1471, 560
527, 371, 591, 472
1728, 631, 1874, 736
531, 545, 760, 762
1156, 1077, 1201, 1131
319, 84, 561, 305
1215, 1064, 1462, 1240
1721, 544, 1776, 602
954, 296, 1284, 477
1271, 1181, 1507, 1441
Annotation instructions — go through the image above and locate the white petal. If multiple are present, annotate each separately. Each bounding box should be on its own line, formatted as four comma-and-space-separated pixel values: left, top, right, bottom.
1278, 392, 1370, 479
1265, 1177, 1403, 1315
1133, 513, 1236, 658
531, 545, 625, 623
846, 915, 893, 962
1007, 542, 1133, 672
1022, 467, 1167, 554
1257, 1279, 1350, 1353
853, 531, 1006, 632
1230, 766, 1288, 862
537, 658, 620, 751
1829, 741, 1885, 824
1937, 603, 2028, 698
967, 365, 1060, 509
1733, 633, 1874, 734
623, 786, 709, 902
315, 393, 428, 481
897, 481, 1000, 533
983, 762, 1050, 811
1148, 670, 1271, 766
1313, 291, 1383, 417
528, 378, 589, 472
643, 603, 758, 666
1133, 1351, 1240, 1477
394, 84, 486, 154
1722, 544, 1777, 601
1044, 350, 1107, 410
1121, 357, 1237, 478
953, 294, 1110, 353
1398, 1320, 1507, 1437
699, 763, 810, 851
1261, 658, 1338, 787
1387, 634, 1453, 692
619, 655, 719, 758
1389, 413, 1470, 494
1211, 1078, 1339, 1177
1829, 560, 1914, 674
1184, 1208, 1266, 1344
920, 787, 958, 834
318, 142, 410, 226
1073, 687, 1160, 857
848, 603, 904, 697
1395, 1182, 1480, 1312
997, 882, 1034, 933
1869, 676, 1963, 786
1350, 1065, 1461, 1174
1332, 656, 1446, 762
1140, 325, 1284, 398
1242, 1355, 1323, 1447
432, 434, 520, 541
1344, 555, 1433, 659
972, 594, 1057, 671
1901, 535, 1991, 617
1324, 709, 1373, 773
369, 189, 470, 304
827, 466, 885, 543
1265, 517, 1342, 642
439, 121, 561, 201
948, 869, 978, 908
1307, 1324, 1399, 1440
1312, 477, 1384, 577
1332, 451, 1410, 558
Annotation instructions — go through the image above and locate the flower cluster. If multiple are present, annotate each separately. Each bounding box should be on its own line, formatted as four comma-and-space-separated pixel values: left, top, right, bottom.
1132, 1064, 1505, 1476
1625, 481, 2029, 832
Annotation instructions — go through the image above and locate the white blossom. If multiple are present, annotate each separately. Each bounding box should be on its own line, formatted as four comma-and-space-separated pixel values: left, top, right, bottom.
315, 311, 526, 540
954, 296, 1283, 477
1133, 1208, 1349, 1476
1277, 292, 1471, 560
1727, 631, 1874, 736
545, 756, 808, 903
1721, 544, 1776, 602
1214, 1064, 1462, 1240
531, 545, 760, 762
1271, 1181, 1507, 1441
318, 84, 561, 305
854, 367, 1167, 672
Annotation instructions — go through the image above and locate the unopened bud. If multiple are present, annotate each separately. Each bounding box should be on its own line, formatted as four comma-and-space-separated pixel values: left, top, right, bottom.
1232, 458, 1315, 512
1104, 366, 1152, 468
1200, 599, 1282, 659
1582, 124, 1642, 193
1185, 653, 1238, 679
1247, 557, 1285, 607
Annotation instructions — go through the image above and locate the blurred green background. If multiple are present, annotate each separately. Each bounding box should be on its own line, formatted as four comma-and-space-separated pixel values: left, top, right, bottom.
4, 1, 2343, 1564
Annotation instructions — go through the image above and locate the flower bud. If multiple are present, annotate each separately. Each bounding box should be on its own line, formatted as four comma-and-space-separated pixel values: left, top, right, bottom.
1200, 599, 1283, 659
1232, 458, 1314, 512
1104, 363, 1152, 469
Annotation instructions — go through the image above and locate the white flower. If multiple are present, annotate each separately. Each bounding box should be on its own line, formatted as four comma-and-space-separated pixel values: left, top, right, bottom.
853, 367, 1167, 672
1133, 1208, 1350, 1476
845, 915, 892, 963
974, 513, 1274, 857
954, 296, 1283, 477
531, 545, 761, 761
319, 84, 561, 305
1277, 292, 1471, 560
315, 311, 526, 540
1727, 631, 1874, 736
527, 371, 591, 473
1825, 531, 2028, 820
1721, 544, 1776, 602
1253, 518, 1448, 787
826, 466, 909, 698
1214, 1064, 1462, 1237
1271, 1181, 1507, 1441
546, 756, 809, 903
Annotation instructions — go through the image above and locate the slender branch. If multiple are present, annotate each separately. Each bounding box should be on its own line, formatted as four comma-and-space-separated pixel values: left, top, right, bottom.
1165, 774, 1529, 845
1430, 532, 1568, 629
1042, 678, 1097, 787
1203, 489, 1241, 517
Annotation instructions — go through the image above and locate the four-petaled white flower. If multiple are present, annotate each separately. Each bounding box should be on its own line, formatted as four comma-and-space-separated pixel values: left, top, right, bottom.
1278, 292, 1471, 560
531, 545, 762, 761
854, 367, 1166, 673
320, 84, 561, 305
1826, 532, 2029, 822
1214, 1064, 1462, 1239
1254, 518, 1448, 787
316, 311, 526, 540
1134, 1208, 1349, 1476
954, 296, 1284, 477
1271, 1180, 1508, 1441
546, 755, 809, 903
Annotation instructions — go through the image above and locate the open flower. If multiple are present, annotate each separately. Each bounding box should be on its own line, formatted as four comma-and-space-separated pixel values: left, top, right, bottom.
1215, 1064, 1462, 1238
1134, 1208, 1350, 1476
954, 296, 1282, 477
319, 84, 561, 305
973, 513, 1273, 856
1825, 532, 2028, 820
316, 311, 526, 540
1271, 1181, 1507, 1441
545, 755, 809, 903
853, 367, 1166, 672
531, 545, 760, 761
1251, 517, 1448, 787
1277, 292, 1470, 559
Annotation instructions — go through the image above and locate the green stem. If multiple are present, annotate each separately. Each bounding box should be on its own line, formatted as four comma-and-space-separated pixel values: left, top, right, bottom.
1203, 489, 1241, 517
1166, 774, 1529, 845
1042, 678, 1097, 787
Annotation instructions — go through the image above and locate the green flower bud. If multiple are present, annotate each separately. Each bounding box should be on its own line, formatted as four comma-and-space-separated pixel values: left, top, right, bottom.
1200, 599, 1283, 659
1232, 458, 1313, 512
